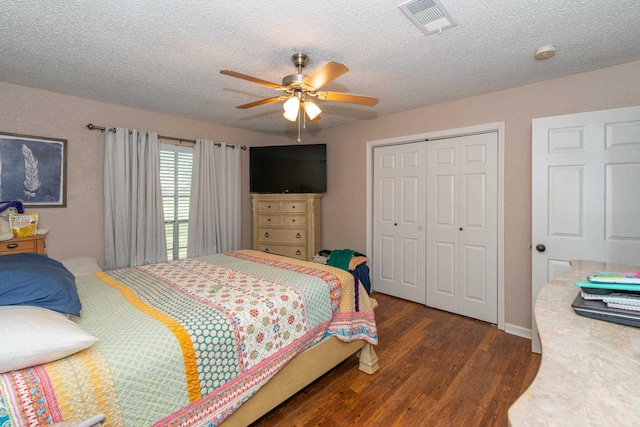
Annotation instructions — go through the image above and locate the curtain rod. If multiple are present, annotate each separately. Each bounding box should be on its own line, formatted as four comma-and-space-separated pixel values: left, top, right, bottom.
86, 123, 247, 150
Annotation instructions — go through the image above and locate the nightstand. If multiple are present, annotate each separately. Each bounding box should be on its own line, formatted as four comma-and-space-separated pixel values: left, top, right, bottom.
0, 234, 47, 255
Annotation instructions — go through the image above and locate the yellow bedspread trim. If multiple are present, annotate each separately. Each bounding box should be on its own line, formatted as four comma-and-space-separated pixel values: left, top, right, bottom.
95, 272, 201, 402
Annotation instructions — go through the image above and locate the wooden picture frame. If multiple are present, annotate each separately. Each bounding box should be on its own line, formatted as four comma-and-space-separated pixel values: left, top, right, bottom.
0, 132, 67, 207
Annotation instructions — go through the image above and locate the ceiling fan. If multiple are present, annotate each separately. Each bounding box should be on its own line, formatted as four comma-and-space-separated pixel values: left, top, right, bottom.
220, 53, 379, 141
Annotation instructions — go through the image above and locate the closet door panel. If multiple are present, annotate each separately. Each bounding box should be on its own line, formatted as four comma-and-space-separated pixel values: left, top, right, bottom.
458, 133, 498, 323
427, 140, 460, 312
372, 142, 426, 303
428, 132, 498, 323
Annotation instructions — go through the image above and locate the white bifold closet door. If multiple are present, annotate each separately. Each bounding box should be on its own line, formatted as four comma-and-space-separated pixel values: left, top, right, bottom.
372, 132, 498, 324
426, 132, 498, 324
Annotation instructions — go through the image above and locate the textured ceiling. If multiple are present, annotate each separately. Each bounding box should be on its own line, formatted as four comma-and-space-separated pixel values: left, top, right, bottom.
1, 1, 639, 138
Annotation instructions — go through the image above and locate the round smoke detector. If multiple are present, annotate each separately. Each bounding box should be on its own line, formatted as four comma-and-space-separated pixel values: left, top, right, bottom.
535, 45, 556, 60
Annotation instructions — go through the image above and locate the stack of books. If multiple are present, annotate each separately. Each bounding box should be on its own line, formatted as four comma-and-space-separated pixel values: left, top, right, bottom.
571, 271, 640, 327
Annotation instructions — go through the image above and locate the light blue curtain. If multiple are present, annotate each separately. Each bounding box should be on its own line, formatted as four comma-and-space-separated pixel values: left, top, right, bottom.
187, 140, 241, 257
104, 128, 167, 269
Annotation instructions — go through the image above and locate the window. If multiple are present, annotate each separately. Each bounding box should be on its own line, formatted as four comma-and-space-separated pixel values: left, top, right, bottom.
160, 144, 193, 260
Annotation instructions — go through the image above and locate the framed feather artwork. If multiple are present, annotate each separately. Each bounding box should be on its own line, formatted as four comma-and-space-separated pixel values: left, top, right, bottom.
0, 132, 67, 207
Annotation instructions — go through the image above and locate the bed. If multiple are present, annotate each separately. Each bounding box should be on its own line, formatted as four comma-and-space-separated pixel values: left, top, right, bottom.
0, 249, 379, 426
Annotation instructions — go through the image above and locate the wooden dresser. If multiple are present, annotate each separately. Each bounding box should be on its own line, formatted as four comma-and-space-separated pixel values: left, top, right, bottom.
252, 193, 322, 261
0, 234, 47, 255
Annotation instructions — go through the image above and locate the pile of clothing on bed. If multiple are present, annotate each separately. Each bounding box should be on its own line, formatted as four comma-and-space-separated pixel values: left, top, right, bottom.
312, 249, 372, 295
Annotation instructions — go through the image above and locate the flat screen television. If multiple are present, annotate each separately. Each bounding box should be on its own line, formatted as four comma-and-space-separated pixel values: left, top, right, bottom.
250, 144, 327, 193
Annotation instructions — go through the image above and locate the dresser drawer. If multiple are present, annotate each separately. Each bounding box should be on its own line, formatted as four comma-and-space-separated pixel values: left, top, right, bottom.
280, 201, 306, 213
258, 244, 307, 260
258, 200, 307, 213
258, 214, 306, 226
258, 228, 307, 243
258, 201, 282, 212
259, 214, 282, 226
282, 214, 306, 226
0, 238, 37, 254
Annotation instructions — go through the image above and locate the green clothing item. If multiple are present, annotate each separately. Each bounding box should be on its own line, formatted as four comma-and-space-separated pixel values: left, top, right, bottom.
327, 249, 356, 271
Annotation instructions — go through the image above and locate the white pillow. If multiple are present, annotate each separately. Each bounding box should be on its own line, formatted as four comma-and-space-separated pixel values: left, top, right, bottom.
60, 256, 103, 277
0, 305, 98, 373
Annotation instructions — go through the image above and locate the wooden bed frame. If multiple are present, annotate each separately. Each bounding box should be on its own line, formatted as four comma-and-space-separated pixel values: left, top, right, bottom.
220, 337, 379, 426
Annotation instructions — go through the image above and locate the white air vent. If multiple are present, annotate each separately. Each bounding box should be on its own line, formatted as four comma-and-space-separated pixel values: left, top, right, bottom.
399, 0, 456, 36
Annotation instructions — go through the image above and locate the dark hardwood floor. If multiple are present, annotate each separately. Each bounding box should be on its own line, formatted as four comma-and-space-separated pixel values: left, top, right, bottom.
252, 292, 541, 427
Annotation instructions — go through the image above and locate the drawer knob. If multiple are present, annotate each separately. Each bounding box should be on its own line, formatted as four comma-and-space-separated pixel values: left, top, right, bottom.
264, 232, 269, 238
296, 250, 301, 255
268, 218, 271, 222
265, 248, 270, 252
267, 205, 271, 209
292, 205, 295, 209
7, 243, 18, 249
295, 233, 301, 239
292, 219, 295, 222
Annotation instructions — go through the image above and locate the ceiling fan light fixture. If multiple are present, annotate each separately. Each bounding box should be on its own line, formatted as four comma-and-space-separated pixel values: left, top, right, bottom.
304, 99, 322, 120
283, 96, 300, 121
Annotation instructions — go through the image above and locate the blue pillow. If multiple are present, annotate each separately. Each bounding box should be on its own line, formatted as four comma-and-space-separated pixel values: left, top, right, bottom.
0, 253, 81, 316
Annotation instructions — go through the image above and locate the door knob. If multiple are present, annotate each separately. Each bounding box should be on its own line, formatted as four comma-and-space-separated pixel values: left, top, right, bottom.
535, 244, 546, 252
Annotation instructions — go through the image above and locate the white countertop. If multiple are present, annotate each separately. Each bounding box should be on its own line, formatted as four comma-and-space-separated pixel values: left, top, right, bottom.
508, 260, 640, 426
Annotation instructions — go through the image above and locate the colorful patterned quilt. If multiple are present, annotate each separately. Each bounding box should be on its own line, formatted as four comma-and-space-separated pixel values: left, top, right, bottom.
0, 250, 377, 426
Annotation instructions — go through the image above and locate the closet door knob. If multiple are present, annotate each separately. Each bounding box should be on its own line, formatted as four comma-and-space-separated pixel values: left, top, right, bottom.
535, 244, 546, 252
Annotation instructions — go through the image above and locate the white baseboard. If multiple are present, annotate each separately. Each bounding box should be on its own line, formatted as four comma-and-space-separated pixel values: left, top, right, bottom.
504, 323, 532, 340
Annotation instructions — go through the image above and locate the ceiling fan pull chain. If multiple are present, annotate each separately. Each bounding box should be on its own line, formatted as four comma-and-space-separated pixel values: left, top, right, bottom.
303, 103, 307, 129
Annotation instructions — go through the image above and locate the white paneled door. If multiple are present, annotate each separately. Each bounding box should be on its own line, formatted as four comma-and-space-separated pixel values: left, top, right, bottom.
426, 133, 498, 323
532, 105, 640, 353
372, 142, 427, 304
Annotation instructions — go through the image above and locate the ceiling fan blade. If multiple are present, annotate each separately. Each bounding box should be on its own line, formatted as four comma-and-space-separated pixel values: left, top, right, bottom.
317, 91, 379, 107
303, 61, 349, 90
236, 96, 286, 109
220, 70, 285, 90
